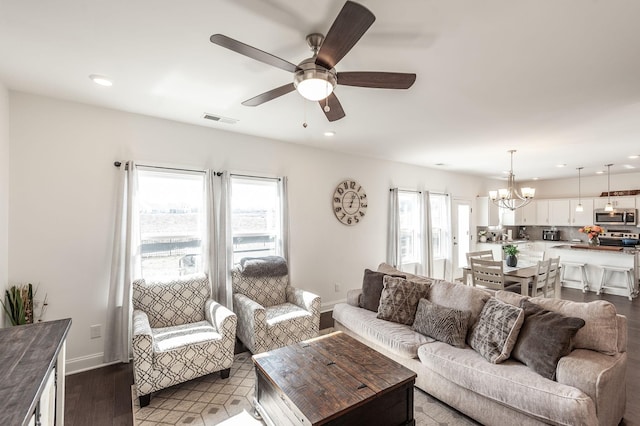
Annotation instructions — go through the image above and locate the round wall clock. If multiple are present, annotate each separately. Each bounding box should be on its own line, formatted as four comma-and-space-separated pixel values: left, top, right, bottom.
332, 179, 367, 225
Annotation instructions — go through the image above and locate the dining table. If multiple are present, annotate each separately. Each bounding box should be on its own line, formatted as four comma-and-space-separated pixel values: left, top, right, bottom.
462, 260, 557, 297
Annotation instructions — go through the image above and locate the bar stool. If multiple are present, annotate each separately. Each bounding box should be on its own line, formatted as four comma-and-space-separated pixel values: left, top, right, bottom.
560, 261, 589, 292
597, 265, 636, 301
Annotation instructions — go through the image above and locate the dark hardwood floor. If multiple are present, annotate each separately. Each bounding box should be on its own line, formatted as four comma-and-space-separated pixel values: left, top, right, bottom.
65, 291, 639, 425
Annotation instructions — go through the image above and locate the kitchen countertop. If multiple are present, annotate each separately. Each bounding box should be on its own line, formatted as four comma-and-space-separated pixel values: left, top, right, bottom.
479, 239, 570, 245
550, 244, 639, 255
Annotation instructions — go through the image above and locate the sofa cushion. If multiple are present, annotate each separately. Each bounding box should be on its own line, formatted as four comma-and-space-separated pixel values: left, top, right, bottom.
512, 300, 585, 380
428, 280, 491, 334
376, 262, 433, 285
333, 302, 433, 359
377, 276, 431, 325
529, 297, 619, 355
412, 298, 470, 348
359, 269, 405, 312
417, 342, 596, 425
469, 297, 524, 363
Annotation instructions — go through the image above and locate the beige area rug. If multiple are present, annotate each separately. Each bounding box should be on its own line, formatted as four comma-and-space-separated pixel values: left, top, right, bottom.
132, 352, 479, 426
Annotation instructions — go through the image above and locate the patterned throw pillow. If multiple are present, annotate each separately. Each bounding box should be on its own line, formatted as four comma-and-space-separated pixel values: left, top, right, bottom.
359, 269, 406, 312
377, 276, 430, 325
512, 300, 585, 380
412, 299, 471, 348
469, 297, 524, 363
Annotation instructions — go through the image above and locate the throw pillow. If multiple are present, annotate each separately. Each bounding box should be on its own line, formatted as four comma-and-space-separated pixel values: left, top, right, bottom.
412, 299, 471, 348
377, 276, 430, 325
359, 269, 405, 312
512, 300, 585, 380
469, 297, 524, 363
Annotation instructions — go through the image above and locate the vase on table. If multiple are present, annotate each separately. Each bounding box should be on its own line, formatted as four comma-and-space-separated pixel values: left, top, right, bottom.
588, 236, 600, 247
506, 254, 518, 267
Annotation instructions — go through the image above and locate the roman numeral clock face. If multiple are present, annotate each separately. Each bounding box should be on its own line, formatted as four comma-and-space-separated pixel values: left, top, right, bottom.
332, 179, 367, 226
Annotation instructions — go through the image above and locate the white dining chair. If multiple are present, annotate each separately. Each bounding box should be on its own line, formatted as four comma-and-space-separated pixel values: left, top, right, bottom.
470, 258, 520, 292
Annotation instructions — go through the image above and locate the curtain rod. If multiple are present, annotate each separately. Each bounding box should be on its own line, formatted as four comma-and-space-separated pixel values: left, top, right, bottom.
113, 161, 209, 175
230, 173, 281, 181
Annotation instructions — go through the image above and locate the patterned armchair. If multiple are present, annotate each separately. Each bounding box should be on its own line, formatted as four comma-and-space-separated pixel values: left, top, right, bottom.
132, 274, 236, 407
232, 257, 321, 354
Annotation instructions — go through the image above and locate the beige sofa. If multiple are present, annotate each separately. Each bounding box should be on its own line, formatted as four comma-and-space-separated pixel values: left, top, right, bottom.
332, 263, 627, 426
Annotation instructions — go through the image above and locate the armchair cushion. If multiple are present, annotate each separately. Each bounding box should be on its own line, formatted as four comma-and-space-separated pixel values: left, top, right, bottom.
231, 268, 288, 307
132, 275, 210, 328
152, 320, 223, 370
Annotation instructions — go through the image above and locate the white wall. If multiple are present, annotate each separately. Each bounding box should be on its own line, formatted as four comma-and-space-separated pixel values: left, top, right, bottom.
9, 92, 490, 372
0, 82, 8, 329
522, 172, 640, 199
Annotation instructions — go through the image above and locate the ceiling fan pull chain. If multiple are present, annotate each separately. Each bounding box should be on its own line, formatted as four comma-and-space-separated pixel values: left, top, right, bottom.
324, 80, 331, 112
303, 97, 308, 128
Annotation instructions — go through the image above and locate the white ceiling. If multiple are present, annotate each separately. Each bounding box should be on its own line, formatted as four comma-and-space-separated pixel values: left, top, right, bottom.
2, 0, 640, 181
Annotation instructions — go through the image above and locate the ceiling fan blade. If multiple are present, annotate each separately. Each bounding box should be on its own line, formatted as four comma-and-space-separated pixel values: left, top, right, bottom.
315, 1, 375, 70
210, 34, 299, 74
338, 72, 416, 89
319, 93, 346, 122
242, 83, 296, 106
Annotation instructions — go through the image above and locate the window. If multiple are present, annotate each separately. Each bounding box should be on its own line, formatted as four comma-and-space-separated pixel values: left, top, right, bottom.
137, 168, 205, 280
398, 191, 421, 265
430, 193, 449, 260
230, 176, 284, 265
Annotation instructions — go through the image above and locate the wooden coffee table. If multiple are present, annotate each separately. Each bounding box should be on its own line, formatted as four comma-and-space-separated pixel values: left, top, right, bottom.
252, 331, 416, 426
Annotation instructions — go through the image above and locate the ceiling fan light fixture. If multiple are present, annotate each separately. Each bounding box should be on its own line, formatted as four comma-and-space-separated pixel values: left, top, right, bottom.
294, 67, 337, 101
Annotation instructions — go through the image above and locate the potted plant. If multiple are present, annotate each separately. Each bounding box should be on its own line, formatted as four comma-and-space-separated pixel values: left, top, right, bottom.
503, 244, 519, 267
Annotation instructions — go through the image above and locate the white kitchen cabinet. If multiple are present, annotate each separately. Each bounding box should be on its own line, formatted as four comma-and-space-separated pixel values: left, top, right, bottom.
475, 242, 504, 260
515, 200, 537, 225
535, 200, 550, 225
593, 196, 636, 209
570, 198, 594, 226
476, 196, 500, 226
549, 199, 571, 226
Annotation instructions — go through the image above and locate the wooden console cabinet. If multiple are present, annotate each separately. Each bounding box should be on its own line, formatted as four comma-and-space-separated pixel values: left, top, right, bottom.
0, 318, 71, 426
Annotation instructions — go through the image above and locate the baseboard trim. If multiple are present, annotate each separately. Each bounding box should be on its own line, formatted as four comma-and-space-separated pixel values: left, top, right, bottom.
321, 299, 346, 312
66, 352, 121, 375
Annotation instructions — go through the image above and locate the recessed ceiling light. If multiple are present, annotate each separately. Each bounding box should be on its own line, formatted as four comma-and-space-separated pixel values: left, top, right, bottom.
623, 164, 635, 169
532, 177, 539, 180
323, 131, 335, 137
89, 74, 113, 87
629, 155, 640, 159
556, 163, 567, 168
595, 170, 604, 174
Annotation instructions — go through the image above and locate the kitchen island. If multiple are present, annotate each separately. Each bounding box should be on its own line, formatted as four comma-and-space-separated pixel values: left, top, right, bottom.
548, 244, 639, 298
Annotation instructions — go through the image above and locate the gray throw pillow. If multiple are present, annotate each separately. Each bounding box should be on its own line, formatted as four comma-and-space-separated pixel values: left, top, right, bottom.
359, 269, 405, 312
469, 297, 524, 364
512, 300, 585, 380
377, 276, 430, 325
412, 299, 471, 348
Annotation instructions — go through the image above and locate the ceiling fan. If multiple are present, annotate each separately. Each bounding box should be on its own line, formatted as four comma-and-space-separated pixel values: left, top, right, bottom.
210, 1, 416, 122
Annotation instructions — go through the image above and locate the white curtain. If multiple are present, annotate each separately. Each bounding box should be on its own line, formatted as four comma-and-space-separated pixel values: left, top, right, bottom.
387, 188, 401, 268
204, 171, 233, 308
421, 191, 432, 277
104, 162, 141, 363
279, 176, 290, 263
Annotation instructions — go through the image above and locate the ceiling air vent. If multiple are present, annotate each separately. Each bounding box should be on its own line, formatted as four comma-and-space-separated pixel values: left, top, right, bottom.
202, 113, 238, 124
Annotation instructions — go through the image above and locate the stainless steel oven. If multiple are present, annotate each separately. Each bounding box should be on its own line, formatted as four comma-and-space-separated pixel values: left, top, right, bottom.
594, 209, 637, 226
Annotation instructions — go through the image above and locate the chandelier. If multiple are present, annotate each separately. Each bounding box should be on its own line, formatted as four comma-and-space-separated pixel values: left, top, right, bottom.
489, 150, 535, 211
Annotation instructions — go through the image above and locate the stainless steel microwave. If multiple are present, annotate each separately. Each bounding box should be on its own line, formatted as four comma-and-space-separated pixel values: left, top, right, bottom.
594, 209, 637, 226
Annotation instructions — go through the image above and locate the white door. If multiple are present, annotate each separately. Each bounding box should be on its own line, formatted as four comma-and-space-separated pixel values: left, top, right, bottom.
452, 199, 471, 279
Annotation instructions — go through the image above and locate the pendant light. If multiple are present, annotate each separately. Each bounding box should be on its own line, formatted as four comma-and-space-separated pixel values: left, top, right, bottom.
488, 150, 535, 211
575, 167, 584, 212
604, 164, 613, 212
